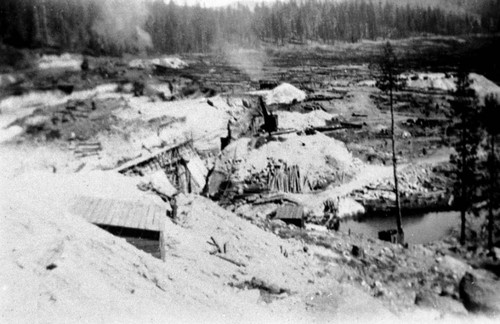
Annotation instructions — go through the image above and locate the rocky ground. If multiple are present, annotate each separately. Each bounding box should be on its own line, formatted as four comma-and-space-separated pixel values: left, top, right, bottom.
1, 47, 500, 323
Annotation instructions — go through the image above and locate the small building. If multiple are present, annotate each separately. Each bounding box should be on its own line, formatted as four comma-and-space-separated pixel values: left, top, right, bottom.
70, 196, 168, 260
274, 203, 305, 228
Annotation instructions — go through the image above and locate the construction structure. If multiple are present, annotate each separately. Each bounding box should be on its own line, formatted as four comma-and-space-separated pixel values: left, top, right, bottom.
116, 140, 208, 195
68, 141, 210, 260
249, 96, 279, 135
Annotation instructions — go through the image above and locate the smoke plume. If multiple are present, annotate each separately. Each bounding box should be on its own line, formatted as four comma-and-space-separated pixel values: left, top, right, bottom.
224, 46, 267, 81
91, 0, 152, 53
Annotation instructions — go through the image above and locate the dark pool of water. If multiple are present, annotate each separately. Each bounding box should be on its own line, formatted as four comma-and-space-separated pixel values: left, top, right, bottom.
342, 211, 460, 244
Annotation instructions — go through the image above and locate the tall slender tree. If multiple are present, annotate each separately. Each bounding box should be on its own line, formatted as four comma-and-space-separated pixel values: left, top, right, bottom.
449, 71, 481, 245
481, 94, 500, 253
376, 42, 405, 244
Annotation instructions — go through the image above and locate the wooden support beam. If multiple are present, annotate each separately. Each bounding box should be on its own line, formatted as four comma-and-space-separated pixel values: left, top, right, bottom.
115, 140, 192, 173
160, 230, 166, 261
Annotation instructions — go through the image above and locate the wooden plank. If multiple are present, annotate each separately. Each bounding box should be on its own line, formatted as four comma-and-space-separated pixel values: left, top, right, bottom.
146, 204, 160, 230
275, 204, 303, 220
85, 198, 101, 223
125, 203, 142, 229
153, 206, 164, 230
155, 206, 166, 231
156, 206, 165, 230
139, 204, 153, 230
79, 196, 98, 219
100, 199, 120, 225
143, 205, 156, 231
93, 199, 113, 224
109, 200, 126, 226
130, 202, 147, 229
85, 198, 102, 223
150, 205, 162, 230
113, 200, 132, 228
141, 204, 156, 229
74, 196, 165, 232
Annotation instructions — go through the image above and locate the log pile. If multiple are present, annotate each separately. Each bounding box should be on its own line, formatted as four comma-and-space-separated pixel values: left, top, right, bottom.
244, 160, 310, 194
267, 164, 305, 193
70, 141, 102, 158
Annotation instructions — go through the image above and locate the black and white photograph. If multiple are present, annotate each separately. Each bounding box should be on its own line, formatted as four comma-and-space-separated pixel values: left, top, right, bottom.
1, 0, 499, 323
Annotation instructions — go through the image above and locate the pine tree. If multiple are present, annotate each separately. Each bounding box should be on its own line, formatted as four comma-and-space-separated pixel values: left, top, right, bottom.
480, 95, 500, 253
449, 71, 482, 245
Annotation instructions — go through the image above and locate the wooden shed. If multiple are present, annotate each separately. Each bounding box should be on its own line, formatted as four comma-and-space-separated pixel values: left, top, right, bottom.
70, 196, 168, 260
274, 203, 304, 228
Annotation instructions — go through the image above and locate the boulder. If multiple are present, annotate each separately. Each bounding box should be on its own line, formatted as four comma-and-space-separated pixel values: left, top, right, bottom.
459, 272, 500, 315
439, 255, 472, 277
337, 197, 365, 218
148, 170, 177, 197
0, 125, 23, 143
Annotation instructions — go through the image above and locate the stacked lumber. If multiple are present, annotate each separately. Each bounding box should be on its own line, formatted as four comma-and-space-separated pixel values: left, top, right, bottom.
267, 164, 307, 193
70, 141, 102, 158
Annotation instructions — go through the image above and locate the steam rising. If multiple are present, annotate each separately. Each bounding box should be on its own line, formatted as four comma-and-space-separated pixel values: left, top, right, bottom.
91, 0, 152, 52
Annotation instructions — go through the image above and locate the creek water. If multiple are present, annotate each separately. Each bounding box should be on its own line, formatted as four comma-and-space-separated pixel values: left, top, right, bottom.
342, 211, 460, 244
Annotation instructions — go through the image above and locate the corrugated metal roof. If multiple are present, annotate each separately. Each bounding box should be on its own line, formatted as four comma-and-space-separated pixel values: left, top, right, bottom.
275, 204, 304, 220
70, 196, 167, 231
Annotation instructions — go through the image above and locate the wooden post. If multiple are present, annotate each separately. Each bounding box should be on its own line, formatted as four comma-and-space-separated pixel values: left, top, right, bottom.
159, 229, 166, 261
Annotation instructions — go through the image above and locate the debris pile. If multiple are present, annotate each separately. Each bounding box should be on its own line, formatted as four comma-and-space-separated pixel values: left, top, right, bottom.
37, 53, 83, 71
265, 83, 306, 105
402, 72, 500, 104
213, 133, 356, 190
129, 56, 188, 70
350, 164, 452, 213
276, 110, 333, 130
402, 72, 456, 92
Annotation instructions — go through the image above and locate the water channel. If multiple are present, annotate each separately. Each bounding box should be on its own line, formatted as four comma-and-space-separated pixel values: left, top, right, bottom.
342, 211, 460, 244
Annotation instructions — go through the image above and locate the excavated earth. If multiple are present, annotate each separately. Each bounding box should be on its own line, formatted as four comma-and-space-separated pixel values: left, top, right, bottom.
1, 49, 500, 323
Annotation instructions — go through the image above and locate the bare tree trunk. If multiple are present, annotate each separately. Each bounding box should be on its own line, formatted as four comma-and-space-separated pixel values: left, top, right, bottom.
488, 133, 495, 252
460, 117, 467, 245
390, 87, 404, 243
39, 0, 49, 45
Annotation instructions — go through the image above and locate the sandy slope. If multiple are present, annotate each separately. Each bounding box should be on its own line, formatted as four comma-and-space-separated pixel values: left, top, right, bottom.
4, 169, 492, 323
0, 170, 402, 323
0, 174, 297, 323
